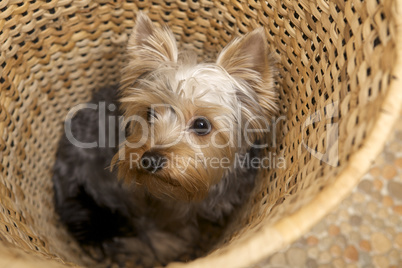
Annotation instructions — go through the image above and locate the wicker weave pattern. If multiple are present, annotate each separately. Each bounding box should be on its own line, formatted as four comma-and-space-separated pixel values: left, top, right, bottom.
0, 0, 401, 267
211, 0, 400, 253
232, 0, 398, 231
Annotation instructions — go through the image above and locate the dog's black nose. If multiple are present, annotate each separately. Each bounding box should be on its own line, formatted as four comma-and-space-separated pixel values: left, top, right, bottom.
141, 151, 166, 173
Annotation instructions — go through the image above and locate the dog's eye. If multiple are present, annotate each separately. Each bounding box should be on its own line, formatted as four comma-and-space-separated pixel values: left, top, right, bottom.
191, 117, 212, 136
147, 108, 157, 123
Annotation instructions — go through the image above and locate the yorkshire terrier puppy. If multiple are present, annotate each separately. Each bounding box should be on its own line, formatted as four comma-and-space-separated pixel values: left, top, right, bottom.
53, 12, 277, 267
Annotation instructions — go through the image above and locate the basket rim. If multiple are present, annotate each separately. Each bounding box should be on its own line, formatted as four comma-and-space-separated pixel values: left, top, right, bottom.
168, 2, 402, 268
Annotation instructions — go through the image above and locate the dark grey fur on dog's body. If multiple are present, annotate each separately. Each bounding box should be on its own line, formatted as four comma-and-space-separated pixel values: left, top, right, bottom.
53, 87, 136, 244
52, 86, 259, 266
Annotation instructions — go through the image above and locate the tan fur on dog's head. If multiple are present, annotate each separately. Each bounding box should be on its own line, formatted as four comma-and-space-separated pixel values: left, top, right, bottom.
113, 12, 278, 201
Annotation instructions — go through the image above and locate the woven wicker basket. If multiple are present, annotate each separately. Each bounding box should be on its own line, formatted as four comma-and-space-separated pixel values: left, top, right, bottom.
0, 0, 401, 267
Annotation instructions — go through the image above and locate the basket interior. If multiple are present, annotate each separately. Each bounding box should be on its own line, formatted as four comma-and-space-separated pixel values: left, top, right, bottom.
0, 0, 399, 266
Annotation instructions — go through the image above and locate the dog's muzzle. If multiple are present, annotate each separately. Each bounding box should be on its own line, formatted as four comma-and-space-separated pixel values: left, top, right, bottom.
140, 151, 166, 173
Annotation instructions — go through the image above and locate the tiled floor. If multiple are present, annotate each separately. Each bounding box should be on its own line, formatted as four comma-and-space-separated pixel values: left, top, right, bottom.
258, 116, 402, 268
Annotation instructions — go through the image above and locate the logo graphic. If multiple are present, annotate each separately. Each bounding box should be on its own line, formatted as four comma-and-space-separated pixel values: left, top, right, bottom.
302, 101, 339, 167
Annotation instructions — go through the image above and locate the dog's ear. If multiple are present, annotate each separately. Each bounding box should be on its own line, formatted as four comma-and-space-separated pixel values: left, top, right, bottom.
130, 12, 155, 47
217, 28, 278, 119
128, 12, 178, 63
122, 12, 178, 88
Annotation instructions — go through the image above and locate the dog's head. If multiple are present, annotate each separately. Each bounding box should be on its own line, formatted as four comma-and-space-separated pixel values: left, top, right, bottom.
113, 13, 277, 201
